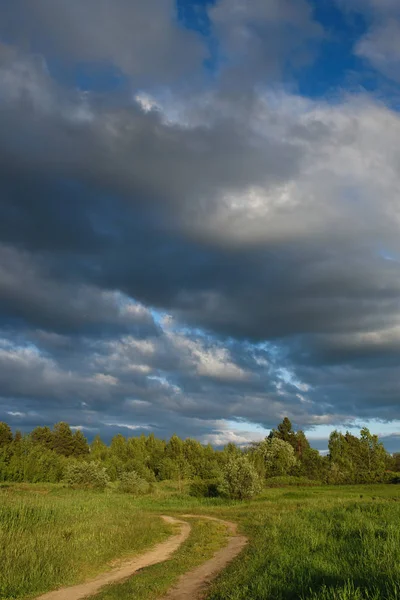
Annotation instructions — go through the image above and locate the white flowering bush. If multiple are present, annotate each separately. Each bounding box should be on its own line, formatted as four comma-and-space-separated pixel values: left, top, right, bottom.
65, 461, 109, 490
219, 455, 261, 500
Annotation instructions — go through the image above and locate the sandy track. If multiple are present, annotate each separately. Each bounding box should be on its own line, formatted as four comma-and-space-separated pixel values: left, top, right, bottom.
34, 516, 191, 600
33, 514, 247, 600
158, 515, 248, 600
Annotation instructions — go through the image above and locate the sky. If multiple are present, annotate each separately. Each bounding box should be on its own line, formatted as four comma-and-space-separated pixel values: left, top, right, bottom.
0, 0, 400, 453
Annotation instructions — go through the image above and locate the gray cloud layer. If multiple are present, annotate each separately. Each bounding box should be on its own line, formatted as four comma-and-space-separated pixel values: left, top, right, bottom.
0, 1, 399, 448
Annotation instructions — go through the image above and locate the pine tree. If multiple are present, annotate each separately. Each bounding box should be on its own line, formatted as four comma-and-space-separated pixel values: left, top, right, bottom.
0, 422, 13, 447
31, 426, 54, 449
52, 422, 75, 457
73, 430, 90, 457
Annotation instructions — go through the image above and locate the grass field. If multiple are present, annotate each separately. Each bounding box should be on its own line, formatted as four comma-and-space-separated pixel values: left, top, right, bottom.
0, 484, 172, 600
0, 482, 399, 600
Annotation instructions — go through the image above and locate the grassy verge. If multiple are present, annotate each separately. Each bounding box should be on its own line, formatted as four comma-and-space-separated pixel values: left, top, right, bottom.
207, 487, 400, 600
1, 482, 399, 600
93, 517, 228, 600
0, 484, 172, 600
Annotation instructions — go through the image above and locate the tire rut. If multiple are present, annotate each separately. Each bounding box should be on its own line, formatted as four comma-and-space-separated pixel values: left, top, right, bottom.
34, 516, 191, 600
158, 514, 248, 600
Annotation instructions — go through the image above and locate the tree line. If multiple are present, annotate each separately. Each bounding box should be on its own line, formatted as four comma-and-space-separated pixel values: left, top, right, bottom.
0, 418, 398, 497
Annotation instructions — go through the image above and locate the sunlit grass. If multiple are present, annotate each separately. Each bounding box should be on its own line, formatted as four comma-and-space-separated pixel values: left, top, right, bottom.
94, 518, 228, 600
207, 487, 400, 600
0, 484, 172, 600
0, 482, 399, 600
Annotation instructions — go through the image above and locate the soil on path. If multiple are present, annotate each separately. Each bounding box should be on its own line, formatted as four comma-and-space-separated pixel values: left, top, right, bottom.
33, 514, 248, 600
158, 515, 248, 600
34, 516, 191, 600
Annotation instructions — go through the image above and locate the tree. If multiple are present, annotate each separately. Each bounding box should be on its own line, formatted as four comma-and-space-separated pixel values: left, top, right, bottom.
294, 430, 311, 460
255, 437, 297, 478
90, 435, 109, 461
219, 455, 261, 500
110, 434, 128, 461
393, 453, 400, 472
158, 455, 191, 491
73, 430, 90, 457
359, 427, 387, 482
269, 417, 297, 450
0, 422, 13, 447
328, 428, 389, 484
146, 433, 166, 479
165, 434, 184, 460
52, 422, 75, 457
31, 426, 53, 449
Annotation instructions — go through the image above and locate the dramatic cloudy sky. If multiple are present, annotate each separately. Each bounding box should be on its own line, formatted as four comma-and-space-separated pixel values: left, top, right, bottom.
1, 0, 400, 452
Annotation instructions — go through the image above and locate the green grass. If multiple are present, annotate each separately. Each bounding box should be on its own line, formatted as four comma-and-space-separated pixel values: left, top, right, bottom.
0, 484, 172, 600
93, 517, 228, 600
1, 483, 399, 600
206, 486, 400, 600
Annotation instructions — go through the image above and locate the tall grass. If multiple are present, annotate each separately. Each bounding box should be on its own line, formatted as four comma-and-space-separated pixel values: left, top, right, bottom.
0, 485, 172, 600
207, 488, 400, 600
1, 482, 399, 600
93, 518, 228, 600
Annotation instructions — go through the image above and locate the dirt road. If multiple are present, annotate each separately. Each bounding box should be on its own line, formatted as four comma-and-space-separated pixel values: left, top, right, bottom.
159, 515, 248, 599
34, 516, 191, 600
33, 514, 247, 600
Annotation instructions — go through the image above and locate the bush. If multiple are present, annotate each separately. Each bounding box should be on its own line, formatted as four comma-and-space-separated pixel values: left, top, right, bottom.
219, 455, 261, 500
385, 471, 400, 484
64, 461, 109, 490
117, 471, 149, 495
189, 478, 221, 498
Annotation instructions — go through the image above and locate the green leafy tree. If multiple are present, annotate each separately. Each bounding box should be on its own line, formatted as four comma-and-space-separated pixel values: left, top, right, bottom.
31, 426, 54, 449
293, 430, 311, 459
158, 455, 191, 491
359, 427, 387, 482
90, 435, 109, 461
72, 429, 90, 457
269, 417, 297, 449
165, 434, 184, 460
328, 431, 351, 483
328, 428, 390, 483
255, 437, 297, 478
219, 455, 261, 500
393, 453, 400, 472
110, 434, 128, 461
52, 422, 75, 457
0, 422, 13, 447
145, 433, 166, 479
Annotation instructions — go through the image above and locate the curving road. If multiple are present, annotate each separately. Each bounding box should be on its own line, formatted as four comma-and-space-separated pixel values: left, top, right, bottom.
33, 514, 247, 600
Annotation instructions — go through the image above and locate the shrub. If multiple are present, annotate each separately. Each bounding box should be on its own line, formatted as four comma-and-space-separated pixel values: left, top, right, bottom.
219, 455, 261, 500
385, 471, 400, 484
117, 471, 149, 495
64, 461, 109, 490
189, 478, 221, 498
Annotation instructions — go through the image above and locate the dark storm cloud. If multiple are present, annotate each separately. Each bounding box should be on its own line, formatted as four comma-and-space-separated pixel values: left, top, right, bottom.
0, 1, 399, 448
0, 245, 157, 336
